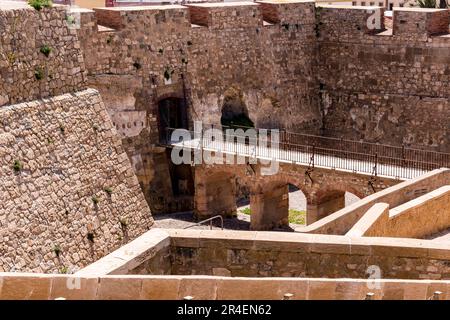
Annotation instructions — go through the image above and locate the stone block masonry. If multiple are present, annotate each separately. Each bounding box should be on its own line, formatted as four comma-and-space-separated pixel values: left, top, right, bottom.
317, 6, 450, 152
0, 5, 87, 106
0, 89, 153, 273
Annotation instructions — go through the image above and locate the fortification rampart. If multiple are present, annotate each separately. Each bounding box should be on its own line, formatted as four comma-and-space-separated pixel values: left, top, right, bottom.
347, 185, 450, 238
0, 3, 155, 273
75, 1, 320, 130
316, 5, 450, 151
0, 5, 87, 106
72, 1, 321, 213
76, 228, 450, 281
0, 89, 153, 273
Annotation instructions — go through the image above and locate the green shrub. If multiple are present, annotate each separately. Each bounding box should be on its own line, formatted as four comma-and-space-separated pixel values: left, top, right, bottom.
91, 196, 99, 205
28, 0, 52, 11
40, 45, 52, 57
34, 67, 44, 80
240, 207, 252, 215
53, 244, 61, 257
13, 160, 22, 172
104, 187, 113, 195
416, 0, 436, 7
164, 67, 174, 81
7, 52, 16, 65
59, 266, 68, 274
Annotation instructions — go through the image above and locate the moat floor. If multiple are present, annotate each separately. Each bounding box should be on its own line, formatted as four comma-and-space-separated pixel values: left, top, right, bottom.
154, 191, 360, 231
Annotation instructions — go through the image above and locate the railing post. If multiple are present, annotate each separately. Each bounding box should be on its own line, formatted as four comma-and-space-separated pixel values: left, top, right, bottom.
431, 291, 442, 300
283, 293, 294, 300
365, 292, 374, 300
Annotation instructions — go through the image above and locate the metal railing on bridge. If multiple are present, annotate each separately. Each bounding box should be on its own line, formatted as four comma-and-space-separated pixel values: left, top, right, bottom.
161, 123, 450, 180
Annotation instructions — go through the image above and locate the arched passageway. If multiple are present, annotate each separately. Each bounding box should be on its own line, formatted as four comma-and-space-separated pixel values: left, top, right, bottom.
307, 188, 362, 224
220, 87, 254, 128
248, 181, 310, 231
157, 97, 188, 142
248, 181, 363, 230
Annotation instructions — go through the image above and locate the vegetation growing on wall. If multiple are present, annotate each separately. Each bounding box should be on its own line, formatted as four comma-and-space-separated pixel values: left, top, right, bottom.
13, 160, 22, 172
40, 45, 52, 57
28, 0, 52, 11
34, 67, 44, 80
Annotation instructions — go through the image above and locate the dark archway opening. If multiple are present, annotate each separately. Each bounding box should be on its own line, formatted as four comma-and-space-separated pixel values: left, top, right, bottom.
220, 92, 254, 129
166, 150, 194, 197
158, 97, 188, 142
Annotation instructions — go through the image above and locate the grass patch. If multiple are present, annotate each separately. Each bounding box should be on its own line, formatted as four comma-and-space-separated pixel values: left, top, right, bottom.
239, 207, 306, 225
288, 209, 306, 225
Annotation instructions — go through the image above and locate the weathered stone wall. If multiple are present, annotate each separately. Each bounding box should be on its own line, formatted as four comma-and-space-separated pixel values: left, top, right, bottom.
297, 168, 450, 235
1, 272, 449, 300
0, 5, 86, 106
0, 89, 153, 273
71, 3, 450, 217
78, 3, 319, 130
74, 2, 320, 213
75, 229, 450, 281
167, 230, 450, 280
348, 186, 450, 239
193, 160, 399, 229
316, 6, 450, 152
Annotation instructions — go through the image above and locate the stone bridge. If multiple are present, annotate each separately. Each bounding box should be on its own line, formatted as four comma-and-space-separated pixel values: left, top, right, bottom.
193, 159, 399, 230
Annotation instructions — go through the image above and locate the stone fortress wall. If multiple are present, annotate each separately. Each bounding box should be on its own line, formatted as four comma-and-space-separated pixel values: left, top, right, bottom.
73, 1, 321, 213
0, 5, 87, 106
317, 6, 450, 152
0, 1, 449, 274
0, 4, 153, 273
71, 2, 450, 216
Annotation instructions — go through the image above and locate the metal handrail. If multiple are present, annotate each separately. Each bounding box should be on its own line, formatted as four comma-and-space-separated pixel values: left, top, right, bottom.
161, 124, 450, 180
183, 215, 224, 230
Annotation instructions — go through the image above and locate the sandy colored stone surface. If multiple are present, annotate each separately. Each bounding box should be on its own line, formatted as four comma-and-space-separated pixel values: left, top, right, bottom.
0, 90, 153, 273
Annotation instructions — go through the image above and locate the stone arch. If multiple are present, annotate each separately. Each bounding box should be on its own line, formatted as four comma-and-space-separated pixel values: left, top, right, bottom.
220, 86, 254, 128
194, 170, 238, 220
309, 185, 365, 223
249, 177, 312, 231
